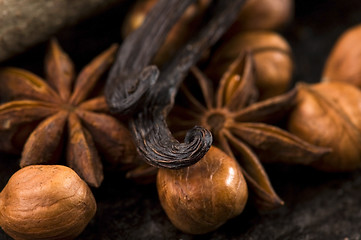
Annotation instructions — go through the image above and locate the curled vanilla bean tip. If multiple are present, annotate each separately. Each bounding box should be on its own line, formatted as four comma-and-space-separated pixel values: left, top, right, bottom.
131, 113, 213, 169
106, 65, 159, 115
184, 126, 213, 152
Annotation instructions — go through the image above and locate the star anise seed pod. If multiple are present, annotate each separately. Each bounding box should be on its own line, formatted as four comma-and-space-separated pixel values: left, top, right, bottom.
168, 52, 330, 210
0, 39, 138, 187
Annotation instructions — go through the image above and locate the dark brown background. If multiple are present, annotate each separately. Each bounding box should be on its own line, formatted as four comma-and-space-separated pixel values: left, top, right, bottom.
1, 0, 361, 239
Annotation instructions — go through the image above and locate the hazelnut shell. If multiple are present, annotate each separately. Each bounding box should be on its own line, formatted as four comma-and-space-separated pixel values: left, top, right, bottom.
288, 82, 361, 171
323, 24, 361, 88
0, 165, 96, 240
207, 31, 293, 100
157, 146, 248, 234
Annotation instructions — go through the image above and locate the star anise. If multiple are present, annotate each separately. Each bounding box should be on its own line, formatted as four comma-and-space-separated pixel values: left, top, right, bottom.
0, 39, 139, 187
168, 52, 330, 210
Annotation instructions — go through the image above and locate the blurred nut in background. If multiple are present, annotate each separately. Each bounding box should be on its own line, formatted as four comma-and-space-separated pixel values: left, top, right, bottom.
288, 82, 361, 172
206, 31, 293, 100
323, 24, 361, 88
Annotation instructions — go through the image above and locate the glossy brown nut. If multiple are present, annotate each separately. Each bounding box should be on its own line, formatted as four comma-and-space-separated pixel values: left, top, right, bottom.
207, 31, 293, 100
0, 165, 96, 240
288, 82, 361, 171
323, 24, 361, 88
157, 146, 248, 234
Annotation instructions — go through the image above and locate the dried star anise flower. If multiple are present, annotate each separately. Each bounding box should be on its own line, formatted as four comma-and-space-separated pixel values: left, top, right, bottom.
168, 52, 330, 210
0, 39, 138, 187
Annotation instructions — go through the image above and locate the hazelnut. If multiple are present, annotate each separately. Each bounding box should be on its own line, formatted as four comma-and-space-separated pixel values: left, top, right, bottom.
0, 165, 96, 240
206, 31, 293, 100
288, 82, 361, 171
157, 146, 248, 234
323, 24, 361, 88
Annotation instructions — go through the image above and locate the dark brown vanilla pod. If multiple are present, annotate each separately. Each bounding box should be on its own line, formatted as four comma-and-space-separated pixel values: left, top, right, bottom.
105, 0, 196, 115
105, 0, 246, 169
122, 0, 211, 66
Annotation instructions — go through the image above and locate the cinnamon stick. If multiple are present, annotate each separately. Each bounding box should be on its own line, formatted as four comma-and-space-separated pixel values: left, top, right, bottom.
0, 0, 125, 62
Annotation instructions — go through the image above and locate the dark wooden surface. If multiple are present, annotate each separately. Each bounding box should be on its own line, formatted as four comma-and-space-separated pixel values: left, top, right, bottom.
1, 0, 361, 239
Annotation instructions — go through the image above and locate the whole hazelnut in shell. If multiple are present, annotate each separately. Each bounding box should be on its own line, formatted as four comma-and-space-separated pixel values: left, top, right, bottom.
323, 24, 361, 88
157, 146, 248, 234
288, 82, 361, 172
0, 165, 96, 240
206, 31, 293, 100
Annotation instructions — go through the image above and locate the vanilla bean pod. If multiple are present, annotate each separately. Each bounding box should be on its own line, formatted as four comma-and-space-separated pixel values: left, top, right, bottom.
106, 0, 246, 169
106, 0, 196, 115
